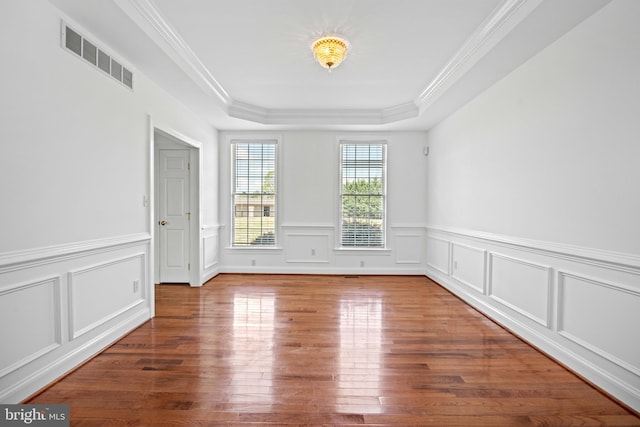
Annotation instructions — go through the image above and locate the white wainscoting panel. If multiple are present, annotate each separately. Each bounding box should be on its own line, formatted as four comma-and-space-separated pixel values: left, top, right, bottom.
558, 271, 640, 377
488, 253, 551, 327
0, 234, 151, 403
203, 234, 218, 270
285, 233, 330, 263
424, 225, 640, 411
395, 234, 423, 264
426, 236, 450, 275
222, 224, 424, 274
68, 254, 145, 339
0, 277, 61, 378
201, 225, 220, 284
451, 243, 486, 293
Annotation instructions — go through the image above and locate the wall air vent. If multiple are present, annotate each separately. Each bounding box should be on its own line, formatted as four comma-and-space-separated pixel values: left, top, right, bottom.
62, 23, 134, 90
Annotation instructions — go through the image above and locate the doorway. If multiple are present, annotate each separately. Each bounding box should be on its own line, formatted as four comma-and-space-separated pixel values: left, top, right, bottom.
153, 128, 201, 286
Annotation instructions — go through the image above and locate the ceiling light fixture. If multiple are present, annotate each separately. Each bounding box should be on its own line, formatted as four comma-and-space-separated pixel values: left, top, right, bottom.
311, 36, 349, 71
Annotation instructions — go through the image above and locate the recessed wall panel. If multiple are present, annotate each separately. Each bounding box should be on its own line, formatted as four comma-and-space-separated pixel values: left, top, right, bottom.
426, 237, 450, 275
285, 233, 330, 263
558, 272, 640, 375
451, 243, 486, 293
489, 253, 551, 326
69, 254, 144, 339
0, 278, 60, 376
203, 234, 218, 269
395, 234, 423, 264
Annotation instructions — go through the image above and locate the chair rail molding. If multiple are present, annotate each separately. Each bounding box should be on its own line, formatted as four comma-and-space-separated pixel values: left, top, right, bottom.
0, 234, 152, 403
424, 225, 640, 412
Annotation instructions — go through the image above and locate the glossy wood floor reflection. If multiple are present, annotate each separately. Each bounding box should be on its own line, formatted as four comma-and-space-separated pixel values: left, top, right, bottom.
29, 275, 639, 426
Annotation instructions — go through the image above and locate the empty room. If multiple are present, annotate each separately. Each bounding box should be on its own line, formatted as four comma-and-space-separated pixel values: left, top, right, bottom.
1, 0, 639, 425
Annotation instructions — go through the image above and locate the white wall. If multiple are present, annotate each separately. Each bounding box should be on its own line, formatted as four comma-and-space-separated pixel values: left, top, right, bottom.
0, 0, 218, 402
2, 0, 637, 412
219, 131, 429, 274
426, 0, 640, 255
425, 0, 640, 411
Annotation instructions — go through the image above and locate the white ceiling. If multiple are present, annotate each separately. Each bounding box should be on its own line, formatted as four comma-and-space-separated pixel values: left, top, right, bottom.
50, 0, 611, 130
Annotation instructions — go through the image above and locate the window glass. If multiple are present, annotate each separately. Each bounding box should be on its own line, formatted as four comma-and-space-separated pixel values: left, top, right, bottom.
340, 143, 386, 247
232, 142, 277, 246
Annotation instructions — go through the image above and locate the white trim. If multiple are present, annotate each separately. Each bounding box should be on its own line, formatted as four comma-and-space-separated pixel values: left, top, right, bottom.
425, 226, 640, 411
450, 242, 487, 294
0, 277, 62, 378
201, 224, 222, 231
151, 120, 204, 288
67, 253, 146, 339
557, 270, 640, 377
487, 252, 552, 327
201, 269, 220, 284
415, 0, 542, 109
220, 266, 425, 276
224, 247, 284, 254
281, 223, 335, 229
228, 136, 282, 249
285, 260, 331, 264
202, 235, 219, 270
390, 223, 429, 230
0, 308, 149, 404
336, 138, 388, 249
394, 233, 424, 265
114, 0, 229, 104
333, 248, 392, 256
426, 225, 640, 272
114, 0, 542, 125
227, 103, 419, 126
425, 236, 451, 276
0, 233, 150, 273
284, 232, 331, 264
427, 262, 640, 412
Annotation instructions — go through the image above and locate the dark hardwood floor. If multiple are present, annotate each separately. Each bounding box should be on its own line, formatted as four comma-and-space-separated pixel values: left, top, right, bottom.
27, 274, 640, 426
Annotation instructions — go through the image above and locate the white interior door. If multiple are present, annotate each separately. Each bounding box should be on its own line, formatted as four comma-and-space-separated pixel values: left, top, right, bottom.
158, 149, 190, 283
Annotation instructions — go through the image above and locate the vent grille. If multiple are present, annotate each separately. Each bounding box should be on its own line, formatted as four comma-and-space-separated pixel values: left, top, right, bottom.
62, 23, 133, 90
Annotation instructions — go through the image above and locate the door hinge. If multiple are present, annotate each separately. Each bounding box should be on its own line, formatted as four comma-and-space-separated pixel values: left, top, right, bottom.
188, 263, 191, 270
188, 162, 191, 170
187, 212, 191, 220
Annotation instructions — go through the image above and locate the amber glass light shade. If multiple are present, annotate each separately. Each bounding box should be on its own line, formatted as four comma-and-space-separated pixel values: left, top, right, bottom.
312, 36, 348, 70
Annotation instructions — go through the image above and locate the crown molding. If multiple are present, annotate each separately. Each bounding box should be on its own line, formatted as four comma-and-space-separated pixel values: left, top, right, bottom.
415, 0, 544, 111
115, 0, 542, 126
228, 101, 419, 125
113, 0, 231, 105
382, 102, 420, 124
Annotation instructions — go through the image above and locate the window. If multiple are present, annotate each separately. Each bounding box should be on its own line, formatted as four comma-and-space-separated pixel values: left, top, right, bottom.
232, 141, 277, 246
339, 142, 386, 247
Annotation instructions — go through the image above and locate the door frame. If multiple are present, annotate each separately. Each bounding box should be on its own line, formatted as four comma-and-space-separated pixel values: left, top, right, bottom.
148, 117, 202, 291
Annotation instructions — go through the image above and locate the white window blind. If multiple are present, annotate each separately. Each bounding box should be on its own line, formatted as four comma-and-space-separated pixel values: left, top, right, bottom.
232, 141, 277, 246
339, 142, 386, 247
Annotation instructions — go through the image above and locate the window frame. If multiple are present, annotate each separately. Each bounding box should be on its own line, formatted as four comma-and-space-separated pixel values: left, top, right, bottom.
230, 139, 279, 248
337, 139, 388, 249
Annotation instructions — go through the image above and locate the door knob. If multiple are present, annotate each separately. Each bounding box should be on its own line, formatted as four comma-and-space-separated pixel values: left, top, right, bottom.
159, 220, 167, 226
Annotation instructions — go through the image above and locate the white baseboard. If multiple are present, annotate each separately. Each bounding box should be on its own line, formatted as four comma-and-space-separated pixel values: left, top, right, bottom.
425, 226, 640, 412
219, 266, 427, 276
0, 235, 152, 403
1, 308, 149, 404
